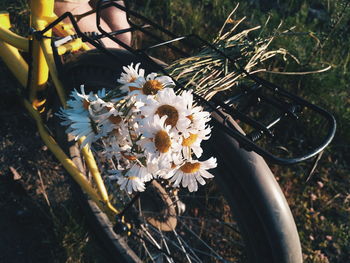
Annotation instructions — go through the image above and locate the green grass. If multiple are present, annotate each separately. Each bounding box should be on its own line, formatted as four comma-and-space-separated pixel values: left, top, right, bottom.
133, 0, 350, 144
1, 0, 349, 262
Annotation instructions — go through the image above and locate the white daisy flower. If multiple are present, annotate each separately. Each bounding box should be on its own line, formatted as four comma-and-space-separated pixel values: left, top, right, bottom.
103, 117, 132, 152
127, 72, 175, 99
58, 65, 217, 194
109, 170, 146, 194
181, 126, 211, 158
65, 85, 93, 113
126, 162, 153, 183
99, 111, 125, 138
103, 136, 132, 168
57, 96, 95, 147
188, 106, 211, 132
180, 90, 211, 137
65, 112, 98, 148
57, 86, 90, 128
164, 157, 217, 192
88, 97, 111, 114
156, 151, 183, 179
66, 85, 107, 113
120, 95, 145, 116
99, 113, 123, 137
104, 145, 124, 167
137, 115, 181, 161
109, 160, 156, 193
86, 98, 121, 137
118, 63, 145, 93
119, 176, 145, 194
140, 88, 191, 133
57, 86, 112, 148
144, 153, 161, 176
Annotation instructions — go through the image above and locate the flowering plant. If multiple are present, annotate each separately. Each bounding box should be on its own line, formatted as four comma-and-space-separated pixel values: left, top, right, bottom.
58, 63, 217, 194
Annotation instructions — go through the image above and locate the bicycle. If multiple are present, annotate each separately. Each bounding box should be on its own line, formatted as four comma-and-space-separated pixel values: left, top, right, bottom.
0, 0, 337, 262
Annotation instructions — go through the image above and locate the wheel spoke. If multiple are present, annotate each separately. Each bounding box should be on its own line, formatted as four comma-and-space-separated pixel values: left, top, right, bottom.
176, 215, 244, 248
93, 140, 244, 262
172, 228, 193, 263
146, 224, 201, 263
141, 225, 163, 250
173, 231, 203, 263
141, 239, 157, 263
179, 220, 226, 261
135, 210, 243, 248
158, 228, 175, 263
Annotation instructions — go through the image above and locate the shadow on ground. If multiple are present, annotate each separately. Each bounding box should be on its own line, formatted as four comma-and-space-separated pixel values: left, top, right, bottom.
0, 74, 111, 262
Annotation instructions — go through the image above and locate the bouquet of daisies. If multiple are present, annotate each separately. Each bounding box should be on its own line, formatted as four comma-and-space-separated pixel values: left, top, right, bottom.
58, 63, 217, 194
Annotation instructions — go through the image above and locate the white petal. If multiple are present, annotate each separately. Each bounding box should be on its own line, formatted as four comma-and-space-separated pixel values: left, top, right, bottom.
200, 170, 214, 179
194, 172, 206, 185
182, 174, 190, 188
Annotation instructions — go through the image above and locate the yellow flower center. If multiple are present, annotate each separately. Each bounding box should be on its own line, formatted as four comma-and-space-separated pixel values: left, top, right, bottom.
108, 115, 122, 124
83, 99, 90, 110
129, 76, 137, 83
182, 133, 198, 146
180, 162, 201, 173
155, 105, 179, 127
129, 86, 142, 92
142, 80, 163, 95
154, 130, 171, 153
186, 115, 194, 122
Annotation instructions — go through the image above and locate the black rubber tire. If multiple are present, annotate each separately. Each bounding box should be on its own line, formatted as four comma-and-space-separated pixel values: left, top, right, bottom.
207, 111, 303, 263
56, 48, 303, 263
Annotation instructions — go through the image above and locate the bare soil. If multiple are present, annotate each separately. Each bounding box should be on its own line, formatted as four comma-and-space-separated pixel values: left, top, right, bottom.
0, 91, 66, 262
0, 75, 109, 262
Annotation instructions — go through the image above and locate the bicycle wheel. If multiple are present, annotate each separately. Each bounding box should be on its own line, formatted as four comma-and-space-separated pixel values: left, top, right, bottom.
55, 48, 302, 263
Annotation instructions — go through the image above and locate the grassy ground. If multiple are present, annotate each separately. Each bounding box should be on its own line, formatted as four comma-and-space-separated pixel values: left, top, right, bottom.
0, 0, 349, 262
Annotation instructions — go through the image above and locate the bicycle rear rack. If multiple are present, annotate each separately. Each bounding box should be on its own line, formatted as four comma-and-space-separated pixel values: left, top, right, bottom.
39, 0, 336, 165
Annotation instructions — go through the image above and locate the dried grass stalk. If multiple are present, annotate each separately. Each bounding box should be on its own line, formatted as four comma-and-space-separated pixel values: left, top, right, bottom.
165, 6, 295, 100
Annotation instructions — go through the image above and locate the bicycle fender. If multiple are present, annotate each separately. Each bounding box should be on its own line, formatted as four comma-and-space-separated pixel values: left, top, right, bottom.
208, 110, 303, 263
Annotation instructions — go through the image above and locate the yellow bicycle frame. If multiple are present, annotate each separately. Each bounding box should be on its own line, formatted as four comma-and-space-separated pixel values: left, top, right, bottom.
0, 0, 118, 216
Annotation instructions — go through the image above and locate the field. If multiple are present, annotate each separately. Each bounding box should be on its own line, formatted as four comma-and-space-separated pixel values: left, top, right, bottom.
0, 0, 349, 262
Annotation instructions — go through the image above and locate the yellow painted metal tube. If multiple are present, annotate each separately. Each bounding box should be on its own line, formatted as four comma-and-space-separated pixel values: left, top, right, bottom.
0, 12, 29, 51
40, 37, 67, 106
22, 98, 119, 215
0, 11, 11, 28
28, 12, 52, 100
0, 41, 28, 87
30, 0, 55, 18
24, 100, 120, 216
29, 39, 50, 102
54, 20, 76, 36
77, 142, 118, 215
56, 38, 86, 55
0, 0, 118, 217
81, 144, 112, 204
40, 38, 116, 214
0, 27, 29, 52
